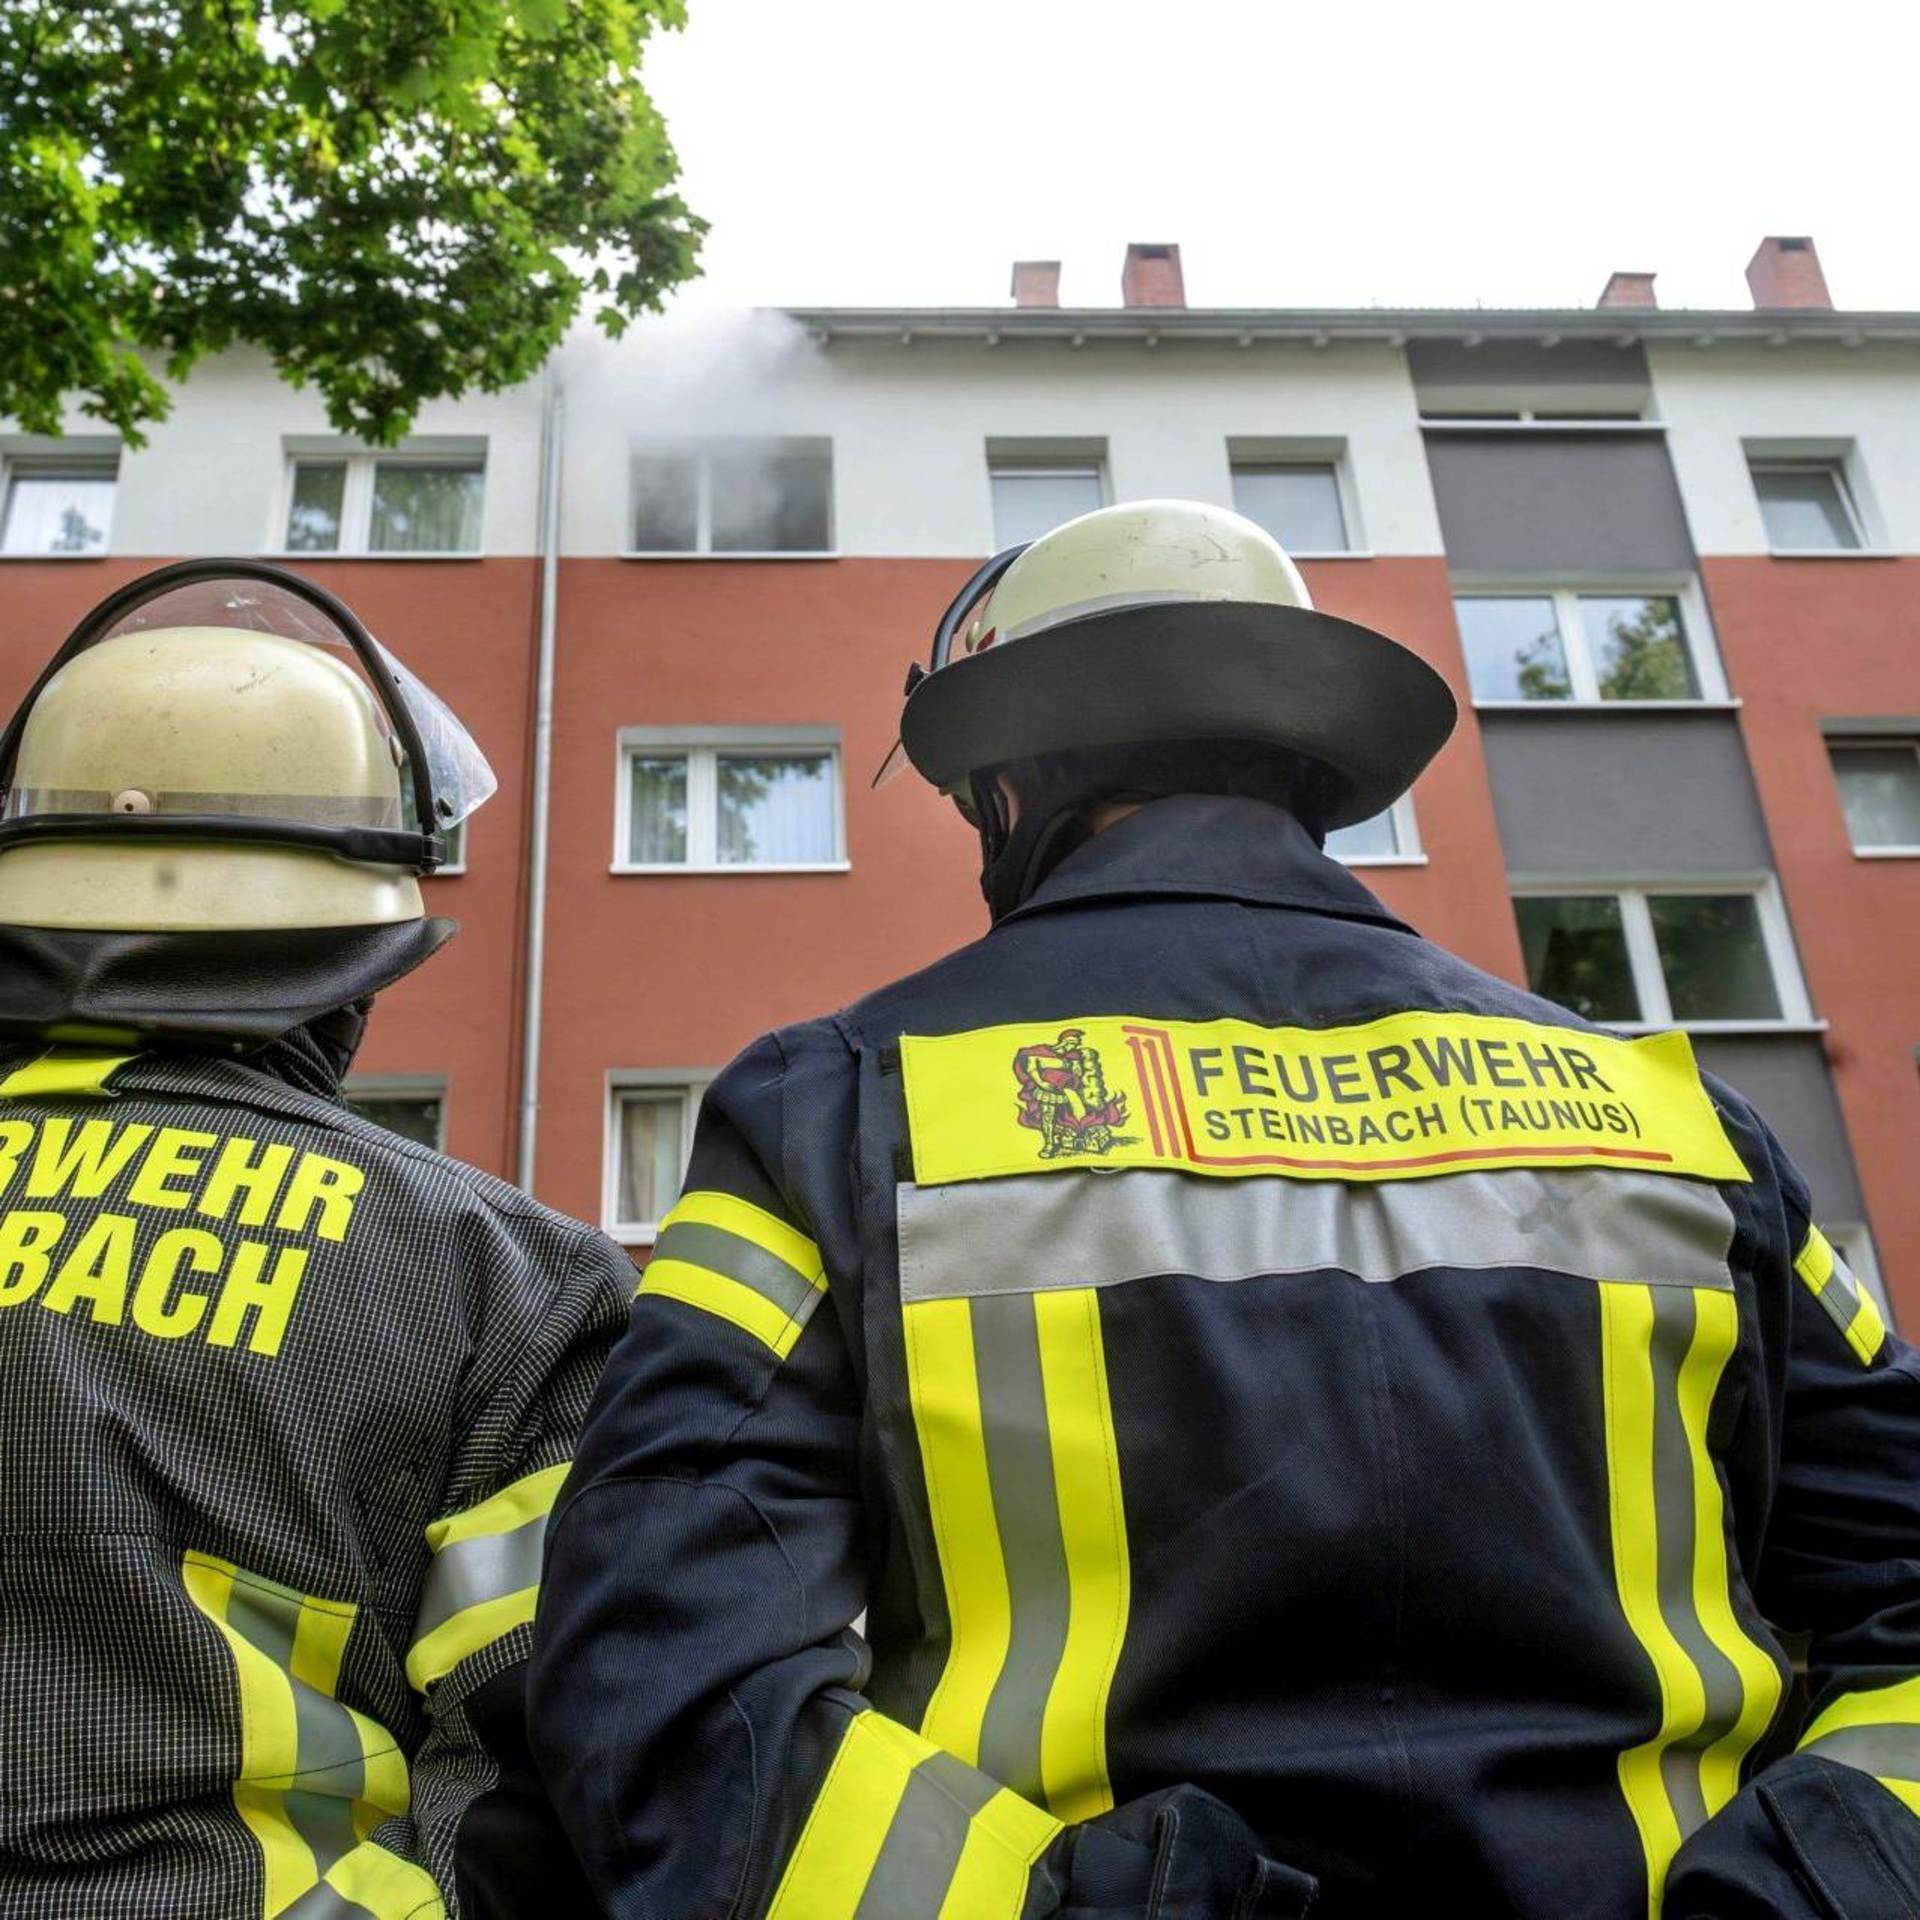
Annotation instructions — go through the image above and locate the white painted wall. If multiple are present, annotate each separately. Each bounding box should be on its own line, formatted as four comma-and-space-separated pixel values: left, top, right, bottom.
0, 349, 547, 557
557, 314, 1446, 556
1650, 341, 1920, 554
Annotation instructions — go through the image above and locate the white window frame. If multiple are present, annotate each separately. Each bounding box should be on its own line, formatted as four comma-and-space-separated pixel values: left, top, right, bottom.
1227, 453, 1363, 558
1827, 736, 1920, 859
0, 452, 120, 559
274, 446, 488, 558
1326, 793, 1424, 867
1748, 456, 1871, 556
626, 438, 837, 559
613, 726, 848, 875
342, 1075, 448, 1150
425, 816, 468, 877
604, 1072, 713, 1245
1457, 579, 1732, 708
986, 454, 1110, 549
1510, 877, 1815, 1034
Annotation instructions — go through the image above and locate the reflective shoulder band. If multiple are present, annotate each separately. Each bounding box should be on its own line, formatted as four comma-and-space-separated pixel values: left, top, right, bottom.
405, 1462, 569, 1692
1799, 1674, 1920, 1818
768, 1710, 1060, 1920
1794, 1226, 1886, 1366
640, 1188, 828, 1360
0, 1048, 138, 1101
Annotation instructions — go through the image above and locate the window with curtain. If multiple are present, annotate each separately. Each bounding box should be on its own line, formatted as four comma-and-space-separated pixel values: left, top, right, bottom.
1830, 740, 1920, 852
988, 463, 1105, 548
1230, 462, 1350, 553
2, 462, 118, 555
620, 737, 843, 870
629, 441, 834, 553
612, 1088, 692, 1236
282, 450, 486, 553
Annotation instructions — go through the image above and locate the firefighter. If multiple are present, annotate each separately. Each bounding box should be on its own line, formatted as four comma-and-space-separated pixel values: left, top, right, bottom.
0, 560, 631, 1918
530, 501, 1920, 1917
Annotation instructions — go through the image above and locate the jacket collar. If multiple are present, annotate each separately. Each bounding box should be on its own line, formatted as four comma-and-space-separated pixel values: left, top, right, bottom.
996, 794, 1414, 933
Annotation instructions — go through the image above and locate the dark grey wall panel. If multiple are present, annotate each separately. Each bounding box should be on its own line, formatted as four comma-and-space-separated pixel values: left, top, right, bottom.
1409, 339, 1651, 408
1692, 1034, 1865, 1223
1426, 432, 1695, 574
1481, 712, 1773, 877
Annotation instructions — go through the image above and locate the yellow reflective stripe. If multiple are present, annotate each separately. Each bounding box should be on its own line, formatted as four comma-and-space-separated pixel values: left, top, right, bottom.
937, 1786, 1062, 1920
181, 1551, 429, 1918
767, 1712, 921, 1918
1032, 1287, 1129, 1823
1794, 1226, 1837, 1294
906, 1297, 1013, 1767
1602, 1282, 1696, 1915
319, 1838, 447, 1917
1793, 1226, 1887, 1366
406, 1587, 540, 1693
0, 1048, 137, 1101
1844, 1289, 1889, 1367
183, 1554, 312, 1913
1801, 1674, 1920, 1747
1681, 1290, 1786, 1814
641, 1257, 811, 1358
663, 1188, 824, 1285
425, 1463, 568, 1556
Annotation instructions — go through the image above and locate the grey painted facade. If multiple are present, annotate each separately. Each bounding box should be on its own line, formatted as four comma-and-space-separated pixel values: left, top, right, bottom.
1426, 431, 1696, 575
1479, 712, 1773, 878
1692, 1035, 1868, 1223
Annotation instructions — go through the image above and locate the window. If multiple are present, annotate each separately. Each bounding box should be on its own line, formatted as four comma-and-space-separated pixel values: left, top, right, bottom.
1456, 590, 1706, 704
427, 817, 468, 875
607, 1082, 704, 1240
1514, 886, 1808, 1028
630, 440, 833, 554
284, 452, 485, 554
1231, 462, 1350, 553
2, 459, 118, 555
344, 1082, 446, 1150
1324, 796, 1420, 865
1751, 460, 1863, 552
617, 730, 845, 872
1829, 740, 1920, 853
989, 461, 1105, 548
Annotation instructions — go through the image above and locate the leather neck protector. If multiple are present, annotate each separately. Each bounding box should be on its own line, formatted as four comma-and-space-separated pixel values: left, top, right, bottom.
0, 919, 455, 1053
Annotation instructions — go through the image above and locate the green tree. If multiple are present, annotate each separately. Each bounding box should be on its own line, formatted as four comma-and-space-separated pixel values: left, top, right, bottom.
0, 1, 703, 445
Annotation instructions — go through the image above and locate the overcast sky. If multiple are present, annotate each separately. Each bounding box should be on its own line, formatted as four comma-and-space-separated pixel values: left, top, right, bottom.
641, 0, 1918, 315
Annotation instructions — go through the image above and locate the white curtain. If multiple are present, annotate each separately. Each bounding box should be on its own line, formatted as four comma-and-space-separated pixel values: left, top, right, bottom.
717, 755, 834, 864
2, 474, 115, 555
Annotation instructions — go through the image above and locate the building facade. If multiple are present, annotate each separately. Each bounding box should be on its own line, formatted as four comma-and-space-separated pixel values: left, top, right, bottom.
5, 236, 1918, 1314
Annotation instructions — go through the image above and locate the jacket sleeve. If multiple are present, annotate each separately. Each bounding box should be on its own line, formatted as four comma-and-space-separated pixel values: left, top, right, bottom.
399, 1222, 635, 1919
1668, 1119, 1920, 1918
528, 1032, 1068, 1920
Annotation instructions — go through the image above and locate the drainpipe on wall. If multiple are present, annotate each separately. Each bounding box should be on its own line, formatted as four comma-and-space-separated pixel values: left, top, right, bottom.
516, 362, 563, 1194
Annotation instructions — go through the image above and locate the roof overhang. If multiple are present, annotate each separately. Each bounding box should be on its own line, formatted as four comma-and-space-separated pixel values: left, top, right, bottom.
783, 306, 1920, 349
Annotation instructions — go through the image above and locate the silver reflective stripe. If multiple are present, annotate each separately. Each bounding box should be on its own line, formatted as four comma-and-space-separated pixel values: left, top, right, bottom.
412, 1511, 547, 1643
1803, 1727, 1920, 1784
652, 1218, 822, 1321
1648, 1286, 1745, 1838
1811, 1251, 1866, 1341
853, 1750, 1001, 1918
225, 1585, 364, 1874
281, 1868, 383, 1919
969, 1294, 1070, 1802
898, 1166, 1735, 1303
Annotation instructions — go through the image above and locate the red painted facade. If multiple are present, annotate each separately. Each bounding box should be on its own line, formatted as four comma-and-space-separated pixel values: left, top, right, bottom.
1704, 556, 1920, 1310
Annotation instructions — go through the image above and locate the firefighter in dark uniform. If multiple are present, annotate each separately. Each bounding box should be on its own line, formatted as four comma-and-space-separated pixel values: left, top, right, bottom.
530, 502, 1920, 1918
0, 562, 631, 1918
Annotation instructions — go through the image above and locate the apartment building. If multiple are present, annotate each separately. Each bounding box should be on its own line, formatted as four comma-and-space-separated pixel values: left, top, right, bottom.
4, 234, 1917, 1313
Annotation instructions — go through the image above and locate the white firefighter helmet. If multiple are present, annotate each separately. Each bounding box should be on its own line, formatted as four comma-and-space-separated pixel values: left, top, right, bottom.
884, 499, 1456, 829
0, 560, 495, 932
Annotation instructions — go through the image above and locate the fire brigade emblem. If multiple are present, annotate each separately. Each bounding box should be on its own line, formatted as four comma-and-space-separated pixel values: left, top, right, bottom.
1012, 1028, 1132, 1159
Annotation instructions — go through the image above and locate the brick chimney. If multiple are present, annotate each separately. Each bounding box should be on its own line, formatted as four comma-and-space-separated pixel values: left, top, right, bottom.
1010, 260, 1061, 308
1597, 271, 1658, 310
1746, 235, 1833, 310
1121, 243, 1185, 308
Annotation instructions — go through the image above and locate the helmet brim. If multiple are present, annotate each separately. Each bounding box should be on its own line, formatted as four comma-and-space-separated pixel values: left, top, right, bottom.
897, 599, 1458, 829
